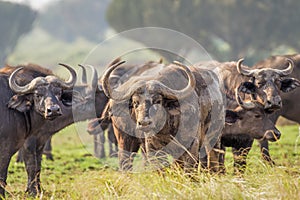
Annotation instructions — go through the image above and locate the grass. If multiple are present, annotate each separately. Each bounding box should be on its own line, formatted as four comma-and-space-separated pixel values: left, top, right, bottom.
4, 124, 300, 199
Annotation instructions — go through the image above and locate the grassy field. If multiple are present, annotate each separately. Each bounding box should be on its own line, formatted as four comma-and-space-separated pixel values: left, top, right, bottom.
0, 125, 300, 199
5, 124, 300, 199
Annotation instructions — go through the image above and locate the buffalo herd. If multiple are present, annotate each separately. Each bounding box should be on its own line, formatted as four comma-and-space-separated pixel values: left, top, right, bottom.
1, 53, 300, 197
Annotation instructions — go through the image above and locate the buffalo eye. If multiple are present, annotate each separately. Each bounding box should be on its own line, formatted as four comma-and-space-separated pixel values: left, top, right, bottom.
275, 79, 282, 87
254, 114, 261, 118
153, 99, 162, 104
257, 81, 266, 87
53, 87, 62, 96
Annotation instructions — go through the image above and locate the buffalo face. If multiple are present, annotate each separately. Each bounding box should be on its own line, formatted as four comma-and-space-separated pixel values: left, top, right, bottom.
131, 90, 167, 134
8, 63, 77, 119
225, 85, 281, 142
237, 58, 298, 113
102, 60, 196, 135
33, 83, 63, 119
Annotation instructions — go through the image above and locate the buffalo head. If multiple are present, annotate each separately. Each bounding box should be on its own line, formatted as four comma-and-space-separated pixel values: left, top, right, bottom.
8, 63, 77, 119
225, 84, 281, 142
102, 61, 196, 134
237, 58, 299, 113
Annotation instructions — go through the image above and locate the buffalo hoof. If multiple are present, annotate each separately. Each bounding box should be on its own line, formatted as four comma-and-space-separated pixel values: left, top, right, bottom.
25, 185, 41, 198
45, 153, 54, 161
262, 155, 275, 166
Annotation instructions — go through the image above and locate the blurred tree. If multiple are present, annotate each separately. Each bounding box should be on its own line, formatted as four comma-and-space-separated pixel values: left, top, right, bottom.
0, 2, 36, 66
39, 0, 110, 42
107, 0, 300, 63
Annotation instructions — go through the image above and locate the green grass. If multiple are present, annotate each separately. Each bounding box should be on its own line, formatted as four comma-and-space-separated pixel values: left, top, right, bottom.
5, 124, 300, 199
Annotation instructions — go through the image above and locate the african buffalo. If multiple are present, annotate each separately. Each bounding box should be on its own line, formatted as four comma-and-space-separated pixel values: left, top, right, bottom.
195, 57, 299, 172
101, 60, 225, 172
35, 59, 164, 160
87, 58, 165, 159
252, 54, 300, 164
0, 63, 77, 197
220, 85, 281, 173
13, 59, 165, 196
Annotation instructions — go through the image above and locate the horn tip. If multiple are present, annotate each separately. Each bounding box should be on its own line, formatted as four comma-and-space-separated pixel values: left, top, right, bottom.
58, 63, 68, 68
237, 58, 244, 63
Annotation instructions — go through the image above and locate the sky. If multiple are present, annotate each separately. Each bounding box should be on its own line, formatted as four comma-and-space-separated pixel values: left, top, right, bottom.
1, 0, 59, 10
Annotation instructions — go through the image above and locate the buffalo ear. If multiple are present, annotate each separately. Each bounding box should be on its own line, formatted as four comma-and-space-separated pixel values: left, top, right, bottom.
61, 90, 73, 106
281, 78, 300, 93
8, 94, 32, 112
238, 81, 257, 94
225, 110, 239, 124
164, 99, 181, 115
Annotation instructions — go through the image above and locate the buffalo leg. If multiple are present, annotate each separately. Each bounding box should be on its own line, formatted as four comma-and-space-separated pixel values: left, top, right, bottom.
108, 124, 118, 157
0, 153, 12, 198
199, 141, 222, 173
175, 139, 200, 172
207, 141, 222, 173
94, 133, 105, 159
22, 137, 42, 196
116, 130, 140, 171
16, 137, 53, 163
218, 144, 226, 173
258, 140, 275, 165
232, 138, 254, 174
145, 138, 169, 171
43, 137, 53, 161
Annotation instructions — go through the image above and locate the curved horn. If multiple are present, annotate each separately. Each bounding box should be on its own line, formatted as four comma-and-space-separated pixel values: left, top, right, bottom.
78, 64, 87, 84
272, 58, 294, 76
156, 61, 196, 99
235, 86, 256, 109
237, 58, 257, 77
102, 60, 127, 100
86, 65, 98, 89
58, 63, 77, 89
9, 67, 37, 94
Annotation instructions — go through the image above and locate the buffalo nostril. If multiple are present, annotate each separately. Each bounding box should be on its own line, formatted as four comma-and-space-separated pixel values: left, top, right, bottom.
47, 105, 62, 116
275, 131, 281, 140
47, 109, 52, 114
266, 130, 281, 141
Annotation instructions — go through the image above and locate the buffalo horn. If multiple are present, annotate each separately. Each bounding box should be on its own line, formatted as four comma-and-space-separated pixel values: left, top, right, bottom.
9, 67, 38, 94
78, 64, 87, 84
235, 86, 256, 109
58, 63, 77, 89
102, 60, 127, 100
272, 58, 294, 76
236, 58, 258, 77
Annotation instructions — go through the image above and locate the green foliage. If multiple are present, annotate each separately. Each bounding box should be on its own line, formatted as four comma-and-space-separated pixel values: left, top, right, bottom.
107, 0, 300, 63
0, 1, 36, 66
39, 0, 111, 43
5, 124, 300, 199
7, 27, 159, 72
